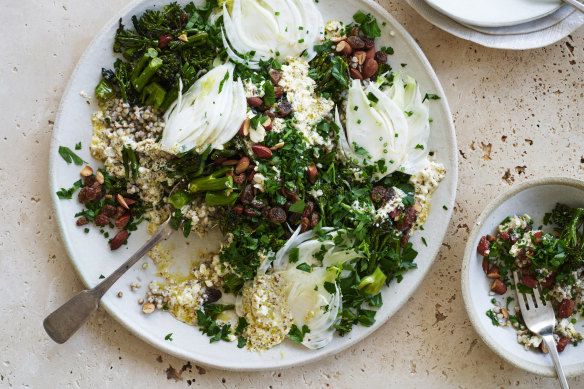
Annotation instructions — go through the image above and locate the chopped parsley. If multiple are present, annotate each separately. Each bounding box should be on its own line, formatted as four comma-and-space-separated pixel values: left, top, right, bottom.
422, 93, 441, 102
58, 146, 86, 165
289, 324, 310, 343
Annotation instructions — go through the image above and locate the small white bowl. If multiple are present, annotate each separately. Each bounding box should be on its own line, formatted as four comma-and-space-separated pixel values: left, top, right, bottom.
462, 177, 584, 377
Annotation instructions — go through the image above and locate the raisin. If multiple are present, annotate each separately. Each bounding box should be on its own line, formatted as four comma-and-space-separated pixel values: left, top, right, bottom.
269, 69, 283, 85
101, 204, 118, 217
281, 187, 300, 202
371, 186, 387, 202
374, 51, 388, 64
267, 207, 287, 224
94, 214, 109, 226
204, 288, 222, 304
302, 201, 314, 219
240, 184, 254, 205
277, 100, 293, 116
310, 212, 320, 228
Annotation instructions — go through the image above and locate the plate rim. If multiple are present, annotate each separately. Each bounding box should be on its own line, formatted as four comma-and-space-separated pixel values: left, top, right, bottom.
49, 0, 458, 371
424, 0, 563, 28
461, 176, 584, 377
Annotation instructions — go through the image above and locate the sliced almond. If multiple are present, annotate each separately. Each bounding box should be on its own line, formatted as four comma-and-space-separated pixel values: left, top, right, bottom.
142, 302, 156, 314
262, 117, 273, 131
413, 203, 423, 213
80, 166, 93, 177
178, 33, 188, 42
117, 194, 129, 209
501, 308, 509, 319
95, 170, 105, 184
354, 51, 366, 66
270, 142, 285, 151
239, 117, 251, 137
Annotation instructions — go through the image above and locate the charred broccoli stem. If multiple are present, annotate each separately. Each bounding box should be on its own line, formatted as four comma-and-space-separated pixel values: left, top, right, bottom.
96, 1, 224, 108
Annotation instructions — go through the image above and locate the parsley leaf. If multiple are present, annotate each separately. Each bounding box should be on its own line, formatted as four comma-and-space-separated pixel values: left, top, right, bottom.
263, 81, 275, 106
289, 324, 310, 343
289, 200, 306, 213
165, 333, 173, 341
56, 179, 82, 199
296, 263, 312, 272
353, 11, 381, 38
289, 247, 300, 263
422, 93, 441, 103
58, 146, 86, 165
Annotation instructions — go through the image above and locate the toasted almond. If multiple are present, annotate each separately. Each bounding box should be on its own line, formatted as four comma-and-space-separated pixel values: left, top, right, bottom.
221, 159, 239, 166
115, 213, 131, 229
239, 117, 251, 137
110, 229, 128, 250
142, 302, 156, 314
336, 40, 352, 55
501, 308, 509, 319
235, 157, 250, 174
96, 170, 105, 184
252, 145, 273, 159
354, 51, 366, 66
117, 194, 129, 209
307, 162, 318, 185
270, 142, 285, 151
80, 166, 93, 177
178, 33, 188, 42
362, 58, 379, 79
413, 203, 423, 213
349, 68, 363, 80
487, 265, 501, 279
262, 117, 272, 131
105, 194, 113, 199
491, 279, 507, 295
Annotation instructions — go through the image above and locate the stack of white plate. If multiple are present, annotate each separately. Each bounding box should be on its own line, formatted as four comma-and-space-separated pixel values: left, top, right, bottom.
407, 0, 584, 49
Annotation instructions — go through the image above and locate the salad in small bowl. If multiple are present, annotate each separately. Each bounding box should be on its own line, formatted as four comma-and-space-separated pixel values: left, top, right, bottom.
462, 177, 584, 377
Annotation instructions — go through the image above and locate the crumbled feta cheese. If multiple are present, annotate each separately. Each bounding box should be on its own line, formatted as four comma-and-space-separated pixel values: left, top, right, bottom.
374, 187, 405, 224
409, 162, 446, 226
498, 215, 531, 233
309, 189, 324, 198
279, 57, 334, 149
324, 20, 345, 41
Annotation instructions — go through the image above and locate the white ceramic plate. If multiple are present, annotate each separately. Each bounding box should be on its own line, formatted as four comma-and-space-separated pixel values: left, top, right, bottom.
49, 0, 457, 370
462, 177, 584, 377
425, 0, 563, 27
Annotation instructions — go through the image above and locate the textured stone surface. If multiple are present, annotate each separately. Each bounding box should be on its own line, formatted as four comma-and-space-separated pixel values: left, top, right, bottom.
1, 0, 583, 387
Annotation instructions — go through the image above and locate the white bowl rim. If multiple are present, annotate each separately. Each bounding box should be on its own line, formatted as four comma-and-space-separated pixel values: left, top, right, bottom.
461, 176, 584, 377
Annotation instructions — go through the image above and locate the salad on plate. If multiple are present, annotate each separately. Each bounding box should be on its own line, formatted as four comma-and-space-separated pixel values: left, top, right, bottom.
56, 0, 446, 352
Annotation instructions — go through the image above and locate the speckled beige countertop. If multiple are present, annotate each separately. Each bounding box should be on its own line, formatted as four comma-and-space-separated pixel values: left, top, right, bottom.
1, 0, 583, 387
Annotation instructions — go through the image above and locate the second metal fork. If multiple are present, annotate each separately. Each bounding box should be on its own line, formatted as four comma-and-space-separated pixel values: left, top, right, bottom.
513, 271, 569, 389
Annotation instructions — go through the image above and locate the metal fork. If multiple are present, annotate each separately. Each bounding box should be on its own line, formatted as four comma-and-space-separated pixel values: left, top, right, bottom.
513, 271, 569, 388
563, 0, 584, 13
43, 218, 175, 343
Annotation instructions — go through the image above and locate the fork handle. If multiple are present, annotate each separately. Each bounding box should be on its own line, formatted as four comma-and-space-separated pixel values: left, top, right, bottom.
43, 220, 174, 343
563, 0, 584, 13
542, 335, 570, 389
